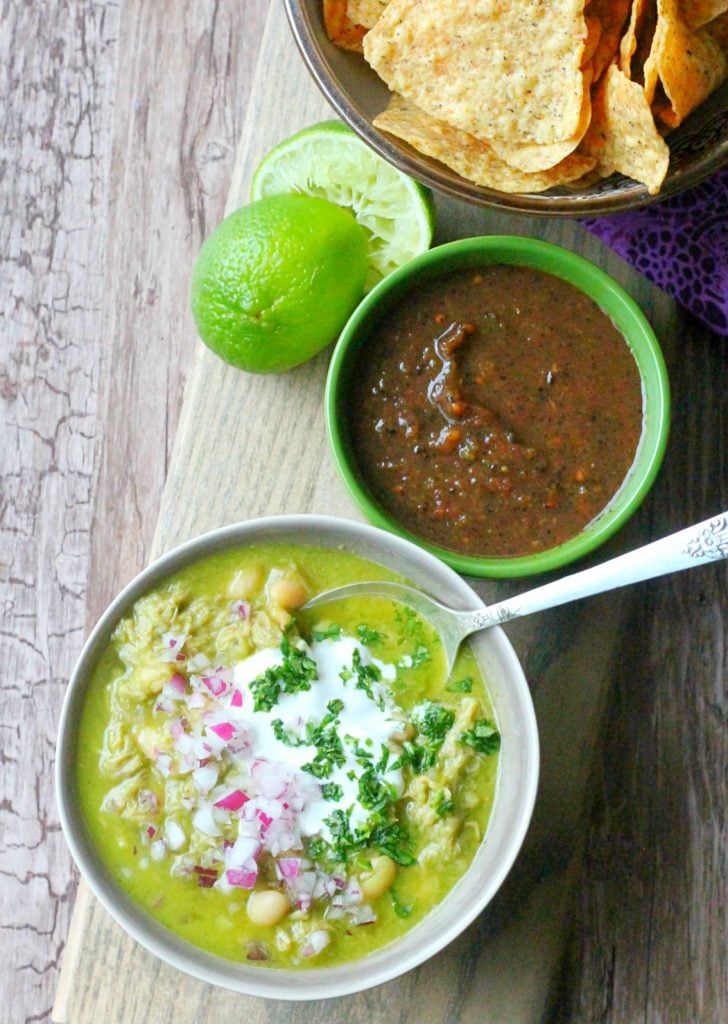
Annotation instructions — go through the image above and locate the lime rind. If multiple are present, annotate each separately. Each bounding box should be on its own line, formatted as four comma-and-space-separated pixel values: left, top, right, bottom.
251, 123, 435, 291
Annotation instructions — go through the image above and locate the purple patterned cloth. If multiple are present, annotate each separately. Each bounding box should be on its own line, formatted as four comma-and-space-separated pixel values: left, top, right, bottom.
585, 167, 728, 337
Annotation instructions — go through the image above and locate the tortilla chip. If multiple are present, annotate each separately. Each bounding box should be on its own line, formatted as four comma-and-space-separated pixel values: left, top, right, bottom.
652, 0, 727, 124
643, 7, 664, 102
347, 0, 390, 29
705, 9, 728, 49
679, 0, 728, 28
619, 0, 651, 76
488, 69, 594, 172
364, 0, 589, 146
583, 15, 604, 67
374, 94, 597, 194
324, 0, 367, 52
581, 64, 669, 192
586, 0, 633, 80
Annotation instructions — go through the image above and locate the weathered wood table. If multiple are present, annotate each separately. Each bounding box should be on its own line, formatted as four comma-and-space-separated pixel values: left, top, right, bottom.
2, 3, 725, 1023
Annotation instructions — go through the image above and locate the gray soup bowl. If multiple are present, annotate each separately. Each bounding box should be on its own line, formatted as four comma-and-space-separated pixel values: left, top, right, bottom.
56, 515, 539, 999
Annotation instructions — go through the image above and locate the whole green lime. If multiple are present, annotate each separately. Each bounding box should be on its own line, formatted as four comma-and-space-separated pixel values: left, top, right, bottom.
190, 193, 368, 373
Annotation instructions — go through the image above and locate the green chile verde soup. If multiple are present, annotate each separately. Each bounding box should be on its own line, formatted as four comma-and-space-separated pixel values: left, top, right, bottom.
347, 265, 644, 557
77, 544, 500, 968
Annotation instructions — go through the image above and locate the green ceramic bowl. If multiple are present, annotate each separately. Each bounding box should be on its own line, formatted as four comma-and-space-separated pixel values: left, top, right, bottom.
325, 236, 670, 579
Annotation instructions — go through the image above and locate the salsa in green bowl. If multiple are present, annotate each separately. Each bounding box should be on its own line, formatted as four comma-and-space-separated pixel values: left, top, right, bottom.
326, 237, 670, 578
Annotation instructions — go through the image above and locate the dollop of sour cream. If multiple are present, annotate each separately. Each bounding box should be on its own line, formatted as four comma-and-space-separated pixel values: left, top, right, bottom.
231, 637, 403, 839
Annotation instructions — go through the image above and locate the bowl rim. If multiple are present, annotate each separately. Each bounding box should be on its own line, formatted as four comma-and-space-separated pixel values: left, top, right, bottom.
56, 513, 540, 999
283, 0, 728, 216
325, 236, 671, 579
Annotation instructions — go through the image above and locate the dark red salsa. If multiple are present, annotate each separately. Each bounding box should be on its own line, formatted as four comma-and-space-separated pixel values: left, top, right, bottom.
346, 264, 644, 558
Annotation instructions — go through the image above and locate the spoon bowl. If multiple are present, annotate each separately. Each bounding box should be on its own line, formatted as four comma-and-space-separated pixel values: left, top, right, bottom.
305, 510, 728, 670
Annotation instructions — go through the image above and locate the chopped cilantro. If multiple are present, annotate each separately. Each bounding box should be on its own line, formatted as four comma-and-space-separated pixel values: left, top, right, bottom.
459, 718, 501, 756
411, 643, 431, 667
352, 742, 374, 761
323, 808, 357, 860
307, 836, 327, 860
311, 623, 343, 641
249, 636, 317, 712
392, 739, 438, 774
300, 724, 345, 779
321, 782, 343, 801
356, 624, 385, 645
369, 822, 417, 866
432, 789, 455, 816
392, 702, 455, 775
446, 676, 473, 693
358, 767, 395, 813
320, 698, 344, 728
412, 701, 455, 739
271, 718, 306, 747
390, 888, 413, 918
395, 605, 421, 644
351, 647, 382, 703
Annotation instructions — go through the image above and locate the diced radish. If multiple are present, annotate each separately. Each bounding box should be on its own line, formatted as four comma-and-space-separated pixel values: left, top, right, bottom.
225, 867, 257, 889
276, 857, 301, 880
213, 789, 249, 812
210, 722, 235, 742
168, 673, 187, 694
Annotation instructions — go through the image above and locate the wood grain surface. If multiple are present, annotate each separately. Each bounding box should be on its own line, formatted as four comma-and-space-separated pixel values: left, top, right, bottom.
1, 1, 725, 1023
0, 2, 268, 1021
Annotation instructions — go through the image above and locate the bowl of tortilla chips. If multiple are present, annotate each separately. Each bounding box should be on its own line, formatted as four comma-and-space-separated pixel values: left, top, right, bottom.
285, 0, 728, 214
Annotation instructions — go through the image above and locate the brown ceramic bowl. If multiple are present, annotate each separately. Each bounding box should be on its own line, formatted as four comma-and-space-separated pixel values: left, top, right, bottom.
284, 0, 728, 216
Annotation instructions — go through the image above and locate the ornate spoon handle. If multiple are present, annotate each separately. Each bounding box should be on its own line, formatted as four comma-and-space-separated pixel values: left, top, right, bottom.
463, 511, 728, 632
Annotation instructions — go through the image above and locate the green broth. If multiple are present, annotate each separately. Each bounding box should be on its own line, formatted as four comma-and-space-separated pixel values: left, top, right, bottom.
77, 543, 499, 968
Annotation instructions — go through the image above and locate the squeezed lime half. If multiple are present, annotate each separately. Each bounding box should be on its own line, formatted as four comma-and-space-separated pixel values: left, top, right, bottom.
251, 121, 435, 290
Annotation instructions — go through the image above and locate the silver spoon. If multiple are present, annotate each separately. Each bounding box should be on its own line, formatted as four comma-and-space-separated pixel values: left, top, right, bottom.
304, 511, 728, 675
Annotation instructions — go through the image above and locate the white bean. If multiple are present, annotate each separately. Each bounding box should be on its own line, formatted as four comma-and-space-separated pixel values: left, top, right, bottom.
360, 855, 397, 901
269, 576, 309, 610
246, 890, 291, 927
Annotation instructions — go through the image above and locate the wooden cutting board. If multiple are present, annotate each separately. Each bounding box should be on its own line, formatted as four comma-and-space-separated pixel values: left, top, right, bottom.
53, 4, 680, 1022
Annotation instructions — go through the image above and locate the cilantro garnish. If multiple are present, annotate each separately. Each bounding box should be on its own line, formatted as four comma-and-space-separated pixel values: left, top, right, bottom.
411, 643, 431, 667
356, 624, 385, 645
271, 718, 306, 747
249, 636, 317, 711
300, 724, 346, 779
395, 605, 421, 644
311, 624, 343, 641
321, 782, 343, 801
431, 789, 455, 816
392, 701, 455, 775
390, 888, 414, 918
307, 836, 327, 860
320, 811, 416, 866
358, 766, 396, 814
412, 701, 455, 740
368, 822, 417, 866
351, 648, 383, 703
446, 676, 473, 693
459, 718, 501, 756
322, 698, 344, 726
